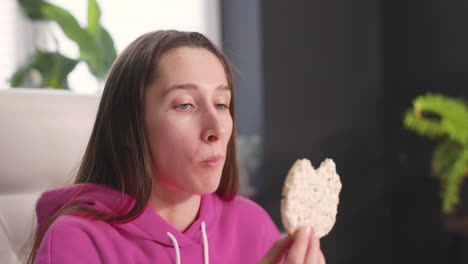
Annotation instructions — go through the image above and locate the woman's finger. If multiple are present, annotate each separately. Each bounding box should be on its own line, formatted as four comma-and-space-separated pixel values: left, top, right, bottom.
319, 251, 326, 264
286, 227, 312, 263
305, 230, 326, 264
258, 235, 292, 264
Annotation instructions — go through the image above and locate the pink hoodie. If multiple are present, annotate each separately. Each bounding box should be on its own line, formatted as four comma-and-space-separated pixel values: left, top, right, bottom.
34, 184, 281, 263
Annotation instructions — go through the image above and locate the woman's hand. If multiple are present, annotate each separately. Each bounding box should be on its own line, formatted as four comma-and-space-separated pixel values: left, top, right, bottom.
258, 227, 326, 264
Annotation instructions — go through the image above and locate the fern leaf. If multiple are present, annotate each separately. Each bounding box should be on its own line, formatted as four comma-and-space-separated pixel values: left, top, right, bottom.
413, 93, 468, 145
432, 140, 462, 178
441, 148, 468, 213
404, 109, 445, 138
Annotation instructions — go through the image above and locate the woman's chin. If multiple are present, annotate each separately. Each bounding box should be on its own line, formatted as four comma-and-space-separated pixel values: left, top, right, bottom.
204, 184, 221, 195
194, 180, 221, 195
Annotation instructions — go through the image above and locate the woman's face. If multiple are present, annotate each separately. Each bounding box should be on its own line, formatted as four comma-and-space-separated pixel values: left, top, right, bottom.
145, 47, 233, 196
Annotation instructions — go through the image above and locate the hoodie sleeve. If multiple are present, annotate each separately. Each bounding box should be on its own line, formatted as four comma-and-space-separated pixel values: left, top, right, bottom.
258, 209, 284, 263
260, 211, 281, 250
34, 216, 103, 264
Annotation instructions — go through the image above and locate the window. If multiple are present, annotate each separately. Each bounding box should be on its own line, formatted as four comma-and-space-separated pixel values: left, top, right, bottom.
0, 0, 34, 90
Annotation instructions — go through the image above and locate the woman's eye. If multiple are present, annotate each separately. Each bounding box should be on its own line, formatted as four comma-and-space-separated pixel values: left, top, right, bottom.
175, 103, 194, 110
215, 104, 229, 110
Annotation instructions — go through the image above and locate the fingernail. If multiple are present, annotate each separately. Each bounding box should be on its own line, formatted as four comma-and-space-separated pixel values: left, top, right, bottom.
304, 227, 312, 236
314, 230, 320, 238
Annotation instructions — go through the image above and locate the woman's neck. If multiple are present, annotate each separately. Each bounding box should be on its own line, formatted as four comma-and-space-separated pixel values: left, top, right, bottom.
149, 183, 201, 232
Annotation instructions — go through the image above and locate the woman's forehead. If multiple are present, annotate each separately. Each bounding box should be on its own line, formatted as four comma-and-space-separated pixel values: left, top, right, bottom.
154, 47, 228, 90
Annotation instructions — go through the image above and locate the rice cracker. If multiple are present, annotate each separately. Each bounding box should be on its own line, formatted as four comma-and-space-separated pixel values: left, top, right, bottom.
281, 158, 342, 238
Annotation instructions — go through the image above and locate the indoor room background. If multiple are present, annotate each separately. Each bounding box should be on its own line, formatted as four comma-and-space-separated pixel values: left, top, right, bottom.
1, 0, 468, 263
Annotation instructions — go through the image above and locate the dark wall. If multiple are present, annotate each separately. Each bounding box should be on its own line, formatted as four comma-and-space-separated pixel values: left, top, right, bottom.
221, 0, 263, 136
259, 1, 388, 264
384, 1, 468, 263
221, 0, 266, 195
221, 0, 468, 263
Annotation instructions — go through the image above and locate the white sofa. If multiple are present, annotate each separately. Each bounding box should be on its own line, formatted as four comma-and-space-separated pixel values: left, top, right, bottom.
0, 88, 100, 263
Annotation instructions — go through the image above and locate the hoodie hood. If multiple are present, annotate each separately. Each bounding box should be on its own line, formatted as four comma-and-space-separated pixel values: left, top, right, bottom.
36, 183, 220, 247
36, 184, 135, 231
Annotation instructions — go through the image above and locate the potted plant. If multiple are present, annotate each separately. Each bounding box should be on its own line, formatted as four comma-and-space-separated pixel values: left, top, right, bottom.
404, 93, 468, 217
10, 0, 116, 89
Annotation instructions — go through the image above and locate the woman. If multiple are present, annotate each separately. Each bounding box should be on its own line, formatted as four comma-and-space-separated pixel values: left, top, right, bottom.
30, 30, 325, 264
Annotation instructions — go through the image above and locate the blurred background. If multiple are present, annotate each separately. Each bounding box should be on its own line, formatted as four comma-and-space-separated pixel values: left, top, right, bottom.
1, 0, 468, 263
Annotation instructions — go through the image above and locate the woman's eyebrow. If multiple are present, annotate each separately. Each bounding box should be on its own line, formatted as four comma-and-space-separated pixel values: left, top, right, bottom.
162, 83, 230, 97
216, 85, 230, 92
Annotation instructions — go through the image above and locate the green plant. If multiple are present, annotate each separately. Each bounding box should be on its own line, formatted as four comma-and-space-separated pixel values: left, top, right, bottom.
404, 93, 468, 214
11, 0, 116, 89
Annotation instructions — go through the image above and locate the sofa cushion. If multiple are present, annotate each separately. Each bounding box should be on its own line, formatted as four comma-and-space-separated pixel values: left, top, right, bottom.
0, 88, 99, 263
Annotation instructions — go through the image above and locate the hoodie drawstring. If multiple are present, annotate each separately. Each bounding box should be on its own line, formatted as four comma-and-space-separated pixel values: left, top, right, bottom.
166, 221, 209, 264
167, 232, 180, 264
201, 221, 209, 264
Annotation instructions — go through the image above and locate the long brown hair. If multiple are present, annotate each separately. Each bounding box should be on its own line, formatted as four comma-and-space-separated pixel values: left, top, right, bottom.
28, 30, 239, 263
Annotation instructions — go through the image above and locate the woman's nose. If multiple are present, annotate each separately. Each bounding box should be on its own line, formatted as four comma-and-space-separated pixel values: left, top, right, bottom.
201, 111, 224, 143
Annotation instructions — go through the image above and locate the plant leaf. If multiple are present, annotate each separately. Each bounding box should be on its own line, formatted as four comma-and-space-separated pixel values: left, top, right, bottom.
96, 26, 117, 78
49, 52, 80, 89
12, 50, 78, 89
41, 2, 105, 80
41, 2, 96, 55
85, 0, 116, 80
403, 109, 446, 138
79, 48, 104, 80
87, 0, 101, 37
10, 62, 35, 87
17, 0, 47, 20
441, 148, 468, 214
18, 0, 116, 82
432, 140, 462, 178
413, 93, 468, 145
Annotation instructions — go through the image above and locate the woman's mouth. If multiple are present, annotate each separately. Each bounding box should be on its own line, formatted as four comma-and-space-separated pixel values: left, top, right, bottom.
200, 155, 223, 168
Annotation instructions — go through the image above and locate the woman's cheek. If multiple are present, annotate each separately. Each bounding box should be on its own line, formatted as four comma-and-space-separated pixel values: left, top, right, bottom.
158, 119, 196, 150
223, 115, 234, 140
